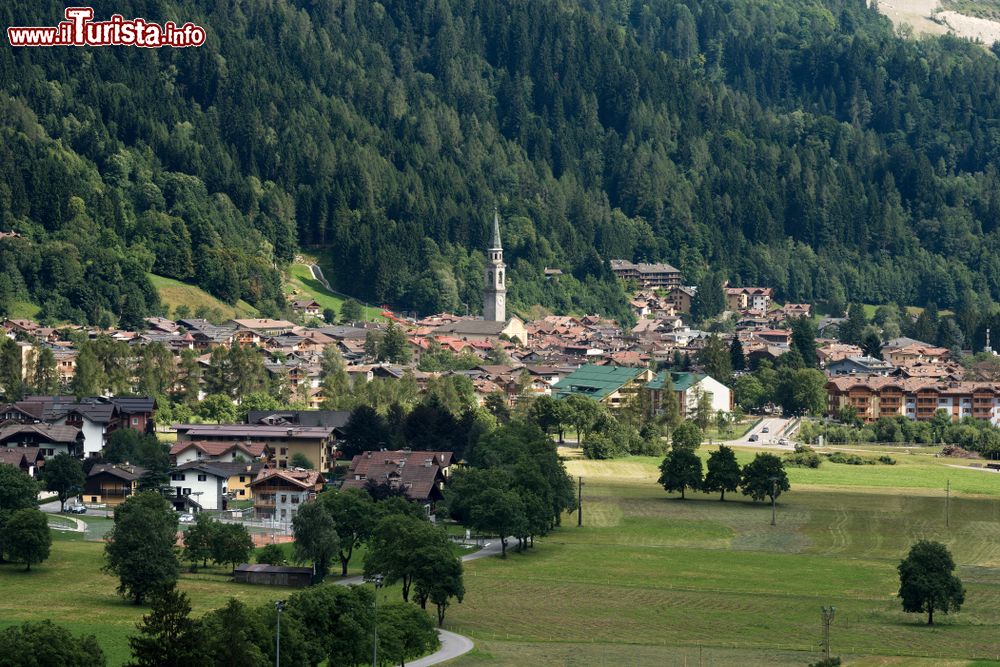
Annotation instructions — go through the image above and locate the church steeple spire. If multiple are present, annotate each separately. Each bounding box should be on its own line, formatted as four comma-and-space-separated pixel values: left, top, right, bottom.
490, 206, 502, 250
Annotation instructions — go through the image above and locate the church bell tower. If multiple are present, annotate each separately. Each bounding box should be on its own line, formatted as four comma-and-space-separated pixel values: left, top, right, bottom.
483, 207, 506, 322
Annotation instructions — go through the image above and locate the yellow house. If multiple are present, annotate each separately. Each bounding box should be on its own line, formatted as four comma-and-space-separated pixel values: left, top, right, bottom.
83, 463, 143, 506
227, 464, 263, 501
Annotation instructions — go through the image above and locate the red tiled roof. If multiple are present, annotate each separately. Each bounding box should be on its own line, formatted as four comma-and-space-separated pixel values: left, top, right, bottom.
169, 440, 267, 458
342, 450, 452, 501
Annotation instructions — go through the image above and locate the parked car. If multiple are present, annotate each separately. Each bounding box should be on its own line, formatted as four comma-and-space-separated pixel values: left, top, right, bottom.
67, 504, 87, 514
761, 426, 770, 433
178, 513, 195, 524
748, 434, 759, 442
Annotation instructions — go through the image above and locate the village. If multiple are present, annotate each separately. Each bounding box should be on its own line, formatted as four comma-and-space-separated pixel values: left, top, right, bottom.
1, 216, 993, 522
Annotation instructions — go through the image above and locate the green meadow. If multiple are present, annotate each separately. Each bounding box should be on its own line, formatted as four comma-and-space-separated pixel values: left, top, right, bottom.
3, 446, 999, 666
445, 447, 1000, 666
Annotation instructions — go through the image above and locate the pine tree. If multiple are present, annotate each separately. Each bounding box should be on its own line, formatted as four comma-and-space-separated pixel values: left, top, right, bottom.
0, 338, 24, 401
379, 322, 411, 364
127, 589, 206, 666
320, 345, 352, 409
31, 346, 60, 395
71, 344, 104, 399
697, 334, 732, 384
729, 337, 746, 372
692, 272, 725, 323
790, 317, 819, 368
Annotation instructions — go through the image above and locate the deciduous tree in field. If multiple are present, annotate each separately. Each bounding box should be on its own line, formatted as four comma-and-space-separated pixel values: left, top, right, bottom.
210, 522, 254, 574
898, 540, 965, 625
670, 420, 703, 451
658, 448, 703, 499
43, 453, 85, 512
285, 584, 373, 666
182, 513, 217, 567
0, 465, 39, 563
468, 487, 525, 557
2, 508, 51, 571
412, 545, 465, 626
292, 499, 339, 581
377, 602, 440, 664
0, 621, 104, 667
320, 488, 375, 577
702, 445, 741, 501
104, 492, 179, 604
739, 453, 790, 503
364, 514, 445, 599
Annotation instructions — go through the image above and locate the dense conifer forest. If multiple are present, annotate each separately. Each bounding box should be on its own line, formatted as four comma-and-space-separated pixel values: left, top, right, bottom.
4, 0, 1000, 336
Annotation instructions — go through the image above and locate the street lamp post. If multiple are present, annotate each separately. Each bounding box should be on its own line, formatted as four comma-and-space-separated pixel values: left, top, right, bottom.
577, 476, 584, 527
820, 606, 836, 660
769, 477, 779, 526
368, 573, 384, 667
275, 599, 286, 667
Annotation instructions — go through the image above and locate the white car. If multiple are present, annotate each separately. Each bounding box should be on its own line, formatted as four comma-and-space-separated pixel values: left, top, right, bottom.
178, 513, 195, 524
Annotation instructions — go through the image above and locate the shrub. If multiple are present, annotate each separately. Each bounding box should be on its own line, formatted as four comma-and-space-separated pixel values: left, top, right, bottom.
827, 452, 868, 465
256, 543, 286, 566
582, 434, 621, 460
784, 450, 821, 468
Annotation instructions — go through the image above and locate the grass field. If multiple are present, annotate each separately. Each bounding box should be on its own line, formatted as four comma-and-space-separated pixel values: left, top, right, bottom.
7, 300, 40, 320
7, 448, 1000, 666
0, 518, 379, 666
286, 263, 384, 321
942, 0, 1000, 21
444, 447, 1000, 666
150, 274, 259, 321
0, 539, 291, 665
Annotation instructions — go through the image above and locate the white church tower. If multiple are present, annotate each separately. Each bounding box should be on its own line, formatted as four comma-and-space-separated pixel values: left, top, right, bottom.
483, 207, 506, 322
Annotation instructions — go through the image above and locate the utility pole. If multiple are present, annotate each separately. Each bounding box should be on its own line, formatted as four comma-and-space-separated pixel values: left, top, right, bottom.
945, 479, 951, 528
577, 476, 584, 527
821, 606, 836, 660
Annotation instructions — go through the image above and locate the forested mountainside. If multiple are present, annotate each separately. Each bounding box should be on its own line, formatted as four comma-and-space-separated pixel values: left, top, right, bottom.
5, 0, 1000, 330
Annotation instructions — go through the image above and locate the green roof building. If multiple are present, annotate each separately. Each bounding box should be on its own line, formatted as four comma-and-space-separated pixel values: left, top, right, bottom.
553, 364, 655, 409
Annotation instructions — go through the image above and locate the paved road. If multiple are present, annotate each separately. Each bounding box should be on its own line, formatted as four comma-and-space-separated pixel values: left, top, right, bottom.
331, 538, 502, 664
728, 416, 797, 449
408, 629, 474, 667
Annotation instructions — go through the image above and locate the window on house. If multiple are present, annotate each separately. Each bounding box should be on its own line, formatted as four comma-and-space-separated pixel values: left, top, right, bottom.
281, 494, 287, 503
280, 447, 288, 455
239, 476, 246, 483
182, 488, 191, 496
280, 509, 287, 518
171, 474, 185, 481
197, 474, 207, 482
131, 417, 138, 425
291, 495, 299, 504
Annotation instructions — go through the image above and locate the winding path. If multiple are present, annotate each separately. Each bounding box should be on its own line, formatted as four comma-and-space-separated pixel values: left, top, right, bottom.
332, 539, 506, 665
309, 264, 333, 292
